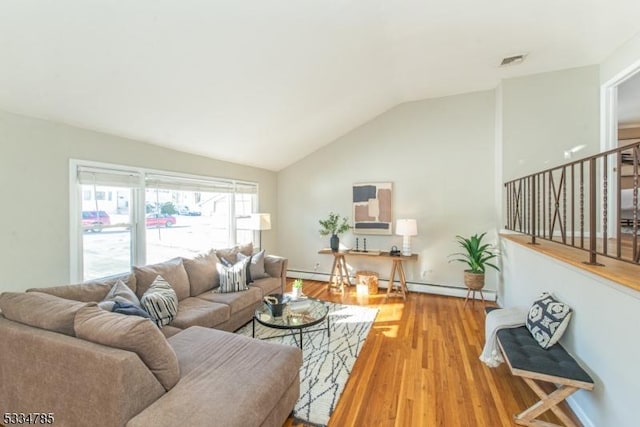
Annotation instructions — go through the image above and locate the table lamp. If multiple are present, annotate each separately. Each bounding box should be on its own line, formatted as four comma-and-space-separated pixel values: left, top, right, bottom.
395, 219, 417, 256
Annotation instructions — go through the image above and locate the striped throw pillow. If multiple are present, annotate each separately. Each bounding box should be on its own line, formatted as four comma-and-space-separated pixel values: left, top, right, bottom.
140, 275, 178, 327
216, 257, 250, 293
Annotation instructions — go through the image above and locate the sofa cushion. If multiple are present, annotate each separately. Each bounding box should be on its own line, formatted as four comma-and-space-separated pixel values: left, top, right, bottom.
183, 250, 220, 296
140, 276, 179, 327
170, 297, 230, 329
217, 257, 250, 293
127, 326, 302, 427
74, 305, 180, 391
27, 272, 137, 302
98, 280, 142, 311
215, 242, 253, 264
134, 257, 190, 301
249, 277, 282, 297
197, 286, 262, 315
0, 292, 92, 336
264, 254, 287, 278
160, 325, 183, 339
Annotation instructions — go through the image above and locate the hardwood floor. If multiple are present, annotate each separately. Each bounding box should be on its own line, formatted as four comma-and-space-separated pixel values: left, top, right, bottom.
503, 233, 640, 292
283, 279, 580, 427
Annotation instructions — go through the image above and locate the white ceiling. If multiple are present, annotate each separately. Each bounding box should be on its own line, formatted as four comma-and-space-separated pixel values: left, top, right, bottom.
1, 1, 640, 171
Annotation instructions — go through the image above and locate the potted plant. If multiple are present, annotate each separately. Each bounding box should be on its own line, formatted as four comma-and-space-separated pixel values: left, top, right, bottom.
291, 279, 303, 299
449, 232, 499, 290
319, 212, 351, 251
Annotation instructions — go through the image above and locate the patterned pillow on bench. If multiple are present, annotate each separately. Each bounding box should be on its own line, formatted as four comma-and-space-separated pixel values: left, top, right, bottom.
526, 292, 572, 349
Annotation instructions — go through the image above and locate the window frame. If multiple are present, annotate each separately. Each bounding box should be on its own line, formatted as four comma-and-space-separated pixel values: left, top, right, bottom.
69, 159, 259, 282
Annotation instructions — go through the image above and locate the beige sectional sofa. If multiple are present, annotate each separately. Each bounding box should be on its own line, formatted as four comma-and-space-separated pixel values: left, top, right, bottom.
0, 247, 301, 427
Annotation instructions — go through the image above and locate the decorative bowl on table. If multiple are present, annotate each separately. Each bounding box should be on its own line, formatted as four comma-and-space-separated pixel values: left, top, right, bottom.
263, 293, 290, 317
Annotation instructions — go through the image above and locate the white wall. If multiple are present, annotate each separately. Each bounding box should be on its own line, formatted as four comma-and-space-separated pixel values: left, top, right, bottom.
501, 65, 601, 182
497, 60, 639, 426
601, 32, 640, 84
0, 110, 277, 292
277, 90, 498, 292
501, 238, 640, 427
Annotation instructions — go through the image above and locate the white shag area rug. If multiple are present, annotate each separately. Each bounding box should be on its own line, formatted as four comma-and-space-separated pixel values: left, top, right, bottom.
236, 301, 377, 426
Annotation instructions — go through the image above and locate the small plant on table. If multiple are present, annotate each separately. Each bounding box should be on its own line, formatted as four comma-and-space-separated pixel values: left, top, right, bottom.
291, 279, 304, 298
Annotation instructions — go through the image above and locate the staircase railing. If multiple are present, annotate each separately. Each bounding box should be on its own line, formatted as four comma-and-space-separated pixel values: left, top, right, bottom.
504, 141, 640, 265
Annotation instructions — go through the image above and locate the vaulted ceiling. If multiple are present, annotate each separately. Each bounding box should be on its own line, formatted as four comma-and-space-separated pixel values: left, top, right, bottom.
1, 1, 640, 170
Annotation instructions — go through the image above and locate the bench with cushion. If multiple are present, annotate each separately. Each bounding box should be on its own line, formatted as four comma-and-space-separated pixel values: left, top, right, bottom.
487, 307, 594, 427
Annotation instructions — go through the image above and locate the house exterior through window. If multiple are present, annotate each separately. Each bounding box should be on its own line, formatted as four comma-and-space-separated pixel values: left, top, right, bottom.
70, 160, 259, 281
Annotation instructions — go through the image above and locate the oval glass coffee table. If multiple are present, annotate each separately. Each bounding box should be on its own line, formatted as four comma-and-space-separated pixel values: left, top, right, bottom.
252, 298, 330, 350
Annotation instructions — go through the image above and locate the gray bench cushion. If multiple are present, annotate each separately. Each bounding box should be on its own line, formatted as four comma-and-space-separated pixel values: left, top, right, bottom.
497, 326, 593, 384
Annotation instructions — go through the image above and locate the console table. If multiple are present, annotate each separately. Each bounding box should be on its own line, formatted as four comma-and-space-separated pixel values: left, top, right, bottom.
318, 249, 418, 299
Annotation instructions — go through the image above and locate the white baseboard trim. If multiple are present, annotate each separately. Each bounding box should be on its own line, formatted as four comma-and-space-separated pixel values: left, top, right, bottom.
566, 395, 595, 427
287, 270, 497, 301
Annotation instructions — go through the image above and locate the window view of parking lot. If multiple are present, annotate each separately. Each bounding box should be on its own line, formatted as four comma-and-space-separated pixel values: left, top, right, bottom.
82, 184, 133, 280
80, 175, 257, 280
145, 187, 234, 265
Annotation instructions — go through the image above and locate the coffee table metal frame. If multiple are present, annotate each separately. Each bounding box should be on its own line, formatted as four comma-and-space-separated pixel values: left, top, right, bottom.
252, 299, 330, 349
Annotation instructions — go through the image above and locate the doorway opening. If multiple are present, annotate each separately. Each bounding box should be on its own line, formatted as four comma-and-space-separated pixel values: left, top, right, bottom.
601, 60, 640, 238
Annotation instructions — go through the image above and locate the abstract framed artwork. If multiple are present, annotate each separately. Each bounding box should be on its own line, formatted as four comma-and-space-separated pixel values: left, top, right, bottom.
352, 182, 392, 235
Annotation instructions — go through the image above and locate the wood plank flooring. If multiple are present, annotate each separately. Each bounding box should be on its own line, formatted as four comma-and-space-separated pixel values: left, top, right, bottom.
283, 280, 581, 427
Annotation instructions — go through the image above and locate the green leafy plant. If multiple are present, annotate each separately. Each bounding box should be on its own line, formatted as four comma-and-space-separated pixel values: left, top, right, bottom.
319, 212, 351, 236
449, 232, 500, 274
292, 279, 303, 289
160, 201, 178, 215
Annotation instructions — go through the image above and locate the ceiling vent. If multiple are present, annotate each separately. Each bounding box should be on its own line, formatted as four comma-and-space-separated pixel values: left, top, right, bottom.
500, 54, 527, 67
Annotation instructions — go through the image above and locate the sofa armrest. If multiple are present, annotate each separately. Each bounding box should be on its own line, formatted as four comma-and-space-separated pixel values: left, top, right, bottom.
264, 255, 288, 292
0, 316, 165, 427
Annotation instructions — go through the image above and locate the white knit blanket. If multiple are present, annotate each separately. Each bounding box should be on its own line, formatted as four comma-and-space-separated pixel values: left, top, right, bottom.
479, 307, 528, 368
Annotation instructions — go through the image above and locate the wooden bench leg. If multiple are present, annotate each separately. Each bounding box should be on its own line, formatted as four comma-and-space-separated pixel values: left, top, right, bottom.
515, 378, 580, 427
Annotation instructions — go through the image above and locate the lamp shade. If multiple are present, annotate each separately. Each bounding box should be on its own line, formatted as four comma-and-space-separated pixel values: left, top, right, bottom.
248, 213, 271, 231
395, 219, 417, 236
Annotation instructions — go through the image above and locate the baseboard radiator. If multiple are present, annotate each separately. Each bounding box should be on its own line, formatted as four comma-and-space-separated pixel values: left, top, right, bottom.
286, 269, 497, 302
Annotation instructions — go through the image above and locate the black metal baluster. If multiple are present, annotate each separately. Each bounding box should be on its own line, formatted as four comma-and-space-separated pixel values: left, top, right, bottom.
603, 156, 608, 255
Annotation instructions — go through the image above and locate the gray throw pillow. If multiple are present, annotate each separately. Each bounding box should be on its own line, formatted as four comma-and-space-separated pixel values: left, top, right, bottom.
140, 276, 179, 327
238, 250, 269, 282
112, 301, 151, 318
98, 280, 141, 312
